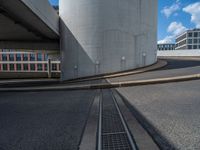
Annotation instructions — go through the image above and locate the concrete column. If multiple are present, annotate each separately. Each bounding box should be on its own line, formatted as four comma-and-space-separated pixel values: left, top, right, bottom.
60, 0, 158, 80
48, 58, 52, 78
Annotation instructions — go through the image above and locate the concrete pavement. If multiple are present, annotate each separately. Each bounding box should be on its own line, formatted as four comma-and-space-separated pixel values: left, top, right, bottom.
117, 80, 200, 150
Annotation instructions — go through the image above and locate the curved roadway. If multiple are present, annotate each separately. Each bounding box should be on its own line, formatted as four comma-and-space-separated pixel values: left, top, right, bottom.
0, 57, 200, 149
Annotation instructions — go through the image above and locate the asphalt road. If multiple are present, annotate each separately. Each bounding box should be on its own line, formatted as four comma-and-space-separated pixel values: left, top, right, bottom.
160, 58, 200, 70
1, 57, 200, 150
109, 58, 200, 82
0, 90, 95, 150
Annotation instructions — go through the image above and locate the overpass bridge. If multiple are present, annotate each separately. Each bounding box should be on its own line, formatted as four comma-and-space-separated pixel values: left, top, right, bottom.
0, 0, 59, 50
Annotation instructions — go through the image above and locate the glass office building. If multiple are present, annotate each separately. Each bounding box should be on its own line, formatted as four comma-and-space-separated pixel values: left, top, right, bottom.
176, 29, 200, 50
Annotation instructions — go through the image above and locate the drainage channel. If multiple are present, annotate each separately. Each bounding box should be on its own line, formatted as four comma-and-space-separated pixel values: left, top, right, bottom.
98, 89, 137, 150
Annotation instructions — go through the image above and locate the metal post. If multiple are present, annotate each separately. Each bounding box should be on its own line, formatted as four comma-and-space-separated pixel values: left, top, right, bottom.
48, 58, 52, 78
74, 65, 78, 78
121, 56, 126, 71
95, 61, 100, 75
142, 52, 146, 66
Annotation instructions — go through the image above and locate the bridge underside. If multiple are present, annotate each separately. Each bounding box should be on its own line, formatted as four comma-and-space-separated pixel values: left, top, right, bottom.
0, 0, 59, 50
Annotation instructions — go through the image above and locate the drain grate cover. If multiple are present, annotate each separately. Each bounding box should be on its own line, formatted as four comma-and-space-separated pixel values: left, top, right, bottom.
102, 133, 132, 150
100, 90, 134, 150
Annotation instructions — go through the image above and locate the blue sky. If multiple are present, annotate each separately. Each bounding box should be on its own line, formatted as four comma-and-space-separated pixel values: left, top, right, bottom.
158, 0, 200, 43
49, 0, 200, 44
49, 0, 58, 6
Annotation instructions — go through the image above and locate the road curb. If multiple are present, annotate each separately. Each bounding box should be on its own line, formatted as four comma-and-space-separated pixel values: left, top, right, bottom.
1, 73, 200, 92
62, 59, 168, 84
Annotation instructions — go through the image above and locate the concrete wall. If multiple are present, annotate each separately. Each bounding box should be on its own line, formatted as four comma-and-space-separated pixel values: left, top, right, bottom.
60, 0, 157, 80
157, 50, 200, 57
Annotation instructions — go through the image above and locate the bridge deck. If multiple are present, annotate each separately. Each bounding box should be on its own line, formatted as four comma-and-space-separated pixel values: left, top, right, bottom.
0, 0, 59, 50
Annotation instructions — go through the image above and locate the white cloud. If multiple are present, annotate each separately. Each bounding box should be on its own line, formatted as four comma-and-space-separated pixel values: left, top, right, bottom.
161, 1, 180, 18
167, 22, 187, 36
157, 36, 174, 44
158, 22, 187, 44
183, 2, 200, 28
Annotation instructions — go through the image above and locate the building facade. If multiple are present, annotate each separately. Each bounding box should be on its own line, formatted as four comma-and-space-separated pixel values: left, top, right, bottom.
0, 49, 60, 73
157, 44, 175, 51
176, 29, 200, 50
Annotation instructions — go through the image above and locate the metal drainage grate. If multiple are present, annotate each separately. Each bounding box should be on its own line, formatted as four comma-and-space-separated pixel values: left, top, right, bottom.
99, 89, 136, 150
102, 133, 132, 150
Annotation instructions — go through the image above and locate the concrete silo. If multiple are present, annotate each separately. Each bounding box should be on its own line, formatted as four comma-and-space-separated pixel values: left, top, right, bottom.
59, 0, 157, 80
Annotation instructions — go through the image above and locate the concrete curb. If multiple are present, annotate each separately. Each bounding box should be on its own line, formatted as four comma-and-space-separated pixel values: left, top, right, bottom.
0, 73, 200, 92
158, 56, 200, 61
63, 59, 168, 84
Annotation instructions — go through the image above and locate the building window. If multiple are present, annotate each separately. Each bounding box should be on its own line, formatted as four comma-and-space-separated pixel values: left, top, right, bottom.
37, 53, 42, 61
2, 54, 7, 61
9, 64, 14, 71
37, 64, 43, 71
30, 64, 35, 71
52, 64, 57, 71
9, 54, 14, 61
188, 45, 192, 49
2, 49, 8, 52
188, 39, 192, 44
193, 45, 197, 49
23, 64, 28, 71
16, 64, 21, 71
44, 54, 48, 61
30, 54, 35, 61
16, 54, 21, 61
194, 39, 198, 44
44, 64, 48, 71
23, 54, 28, 61
194, 32, 198, 37
3, 64, 7, 71
188, 33, 193, 37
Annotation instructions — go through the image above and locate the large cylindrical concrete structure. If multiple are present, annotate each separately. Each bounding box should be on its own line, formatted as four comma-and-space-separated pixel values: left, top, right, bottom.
60, 0, 157, 80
